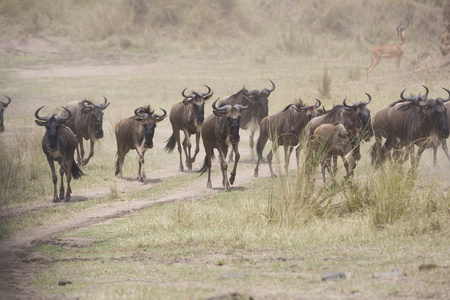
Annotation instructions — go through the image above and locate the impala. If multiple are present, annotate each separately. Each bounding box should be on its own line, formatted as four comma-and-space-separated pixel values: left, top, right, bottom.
367, 21, 409, 80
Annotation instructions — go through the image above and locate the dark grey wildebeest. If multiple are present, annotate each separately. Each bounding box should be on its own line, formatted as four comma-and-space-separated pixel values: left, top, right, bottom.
62, 97, 110, 166
35, 106, 84, 202
254, 99, 321, 178
373, 86, 449, 168
115, 106, 167, 182
0, 95, 12, 133
164, 85, 213, 171
199, 98, 248, 190
220, 80, 275, 163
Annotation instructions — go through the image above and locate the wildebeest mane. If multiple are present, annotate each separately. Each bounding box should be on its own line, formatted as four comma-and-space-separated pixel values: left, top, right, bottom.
138, 105, 155, 115
323, 105, 344, 122
222, 88, 249, 105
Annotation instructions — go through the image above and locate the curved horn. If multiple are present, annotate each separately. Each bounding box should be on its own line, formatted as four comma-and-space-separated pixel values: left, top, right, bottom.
440, 88, 450, 103
400, 88, 410, 101
343, 96, 351, 107
2, 95, 11, 107
55, 106, 72, 122
212, 98, 231, 112
362, 93, 371, 105
152, 108, 167, 121
234, 104, 249, 112
203, 84, 212, 96
82, 99, 94, 109
98, 96, 110, 109
182, 87, 190, 98
314, 98, 321, 108
267, 79, 276, 93
422, 85, 429, 100
35, 106, 48, 121
134, 107, 146, 116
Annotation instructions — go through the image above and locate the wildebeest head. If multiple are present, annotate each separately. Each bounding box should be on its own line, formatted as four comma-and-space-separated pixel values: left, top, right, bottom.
133, 105, 167, 149
81, 97, 110, 139
244, 79, 275, 121
35, 106, 72, 152
0, 95, 11, 133
336, 123, 361, 161
343, 93, 372, 139
212, 98, 249, 144
291, 98, 321, 120
182, 85, 213, 126
416, 87, 450, 139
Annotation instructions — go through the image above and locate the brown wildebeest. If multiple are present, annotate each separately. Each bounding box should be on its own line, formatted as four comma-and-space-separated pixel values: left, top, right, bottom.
62, 97, 110, 166
115, 106, 167, 182
309, 123, 360, 184
367, 21, 409, 80
220, 80, 276, 163
375, 86, 450, 168
254, 98, 321, 178
199, 98, 248, 190
164, 85, 213, 171
35, 106, 84, 202
0, 95, 12, 133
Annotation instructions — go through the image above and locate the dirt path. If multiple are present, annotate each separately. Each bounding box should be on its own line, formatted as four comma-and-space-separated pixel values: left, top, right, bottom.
0, 148, 273, 299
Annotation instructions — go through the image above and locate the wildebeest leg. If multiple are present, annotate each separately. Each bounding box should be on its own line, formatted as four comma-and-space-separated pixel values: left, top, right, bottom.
136, 149, 146, 182
182, 129, 192, 170
174, 129, 184, 172
82, 139, 95, 166
75, 135, 83, 165
58, 153, 68, 201
47, 156, 60, 202
115, 145, 130, 179
205, 147, 213, 189
218, 145, 230, 190
321, 155, 332, 184
441, 140, 450, 164
229, 143, 240, 186
284, 145, 293, 176
332, 155, 338, 175
249, 130, 256, 163
63, 152, 74, 202
189, 131, 201, 170
227, 148, 234, 163
78, 136, 86, 166
267, 146, 277, 178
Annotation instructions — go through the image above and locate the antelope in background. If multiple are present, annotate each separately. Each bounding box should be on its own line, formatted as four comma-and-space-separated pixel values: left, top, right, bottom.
367, 21, 409, 80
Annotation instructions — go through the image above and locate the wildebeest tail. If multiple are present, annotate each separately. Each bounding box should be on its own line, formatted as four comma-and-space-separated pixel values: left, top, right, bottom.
71, 162, 84, 179
199, 155, 209, 175
164, 133, 176, 153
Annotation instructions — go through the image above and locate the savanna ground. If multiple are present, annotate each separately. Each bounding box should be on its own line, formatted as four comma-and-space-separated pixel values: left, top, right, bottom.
1, 1, 450, 299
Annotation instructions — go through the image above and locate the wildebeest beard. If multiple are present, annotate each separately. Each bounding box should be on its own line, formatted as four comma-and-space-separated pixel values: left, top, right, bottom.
143, 123, 156, 148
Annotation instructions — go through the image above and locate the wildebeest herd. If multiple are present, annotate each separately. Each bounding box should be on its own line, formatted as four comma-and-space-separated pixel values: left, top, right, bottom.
2, 82, 448, 202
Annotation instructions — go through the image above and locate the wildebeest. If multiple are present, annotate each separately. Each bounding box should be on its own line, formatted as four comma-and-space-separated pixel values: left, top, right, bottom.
432, 94, 450, 166
372, 86, 449, 167
0, 95, 12, 133
254, 98, 321, 178
220, 80, 276, 163
199, 98, 248, 190
35, 106, 84, 202
164, 85, 213, 171
309, 122, 360, 183
62, 97, 110, 166
304, 94, 371, 172
115, 105, 167, 182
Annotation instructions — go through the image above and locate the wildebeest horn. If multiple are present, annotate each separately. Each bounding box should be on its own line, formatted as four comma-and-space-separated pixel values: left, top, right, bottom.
343, 96, 351, 107
35, 106, 49, 121
2, 95, 11, 107
98, 96, 110, 109
422, 85, 429, 100
400, 88, 414, 101
56, 107, 72, 122
134, 107, 146, 116
235, 104, 249, 111
152, 108, 167, 121
262, 79, 276, 95
314, 98, 321, 108
212, 97, 231, 112
201, 85, 213, 99
82, 99, 94, 109
438, 88, 450, 103
181, 87, 192, 99
362, 93, 371, 105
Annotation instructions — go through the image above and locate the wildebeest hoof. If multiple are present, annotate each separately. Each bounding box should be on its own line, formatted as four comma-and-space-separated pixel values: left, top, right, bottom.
52, 198, 60, 203
229, 176, 235, 185
207, 182, 212, 189
64, 197, 71, 202
271, 174, 278, 178
138, 177, 144, 182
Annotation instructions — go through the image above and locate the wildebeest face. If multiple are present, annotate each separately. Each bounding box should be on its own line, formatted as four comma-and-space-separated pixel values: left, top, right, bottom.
227, 109, 242, 144
142, 118, 156, 149
91, 106, 105, 139
193, 100, 205, 125
134, 106, 167, 149
430, 100, 449, 139
182, 85, 213, 126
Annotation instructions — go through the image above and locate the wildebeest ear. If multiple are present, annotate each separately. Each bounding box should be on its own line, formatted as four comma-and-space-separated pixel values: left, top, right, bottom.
182, 98, 193, 105
35, 120, 46, 126
203, 92, 213, 101
213, 110, 226, 117
132, 115, 145, 121
82, 107, 92, 114
339, 133, 349, 139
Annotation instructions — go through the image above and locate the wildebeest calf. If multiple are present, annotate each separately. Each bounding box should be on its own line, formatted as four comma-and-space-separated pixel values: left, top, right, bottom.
35, 106, 84, 202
